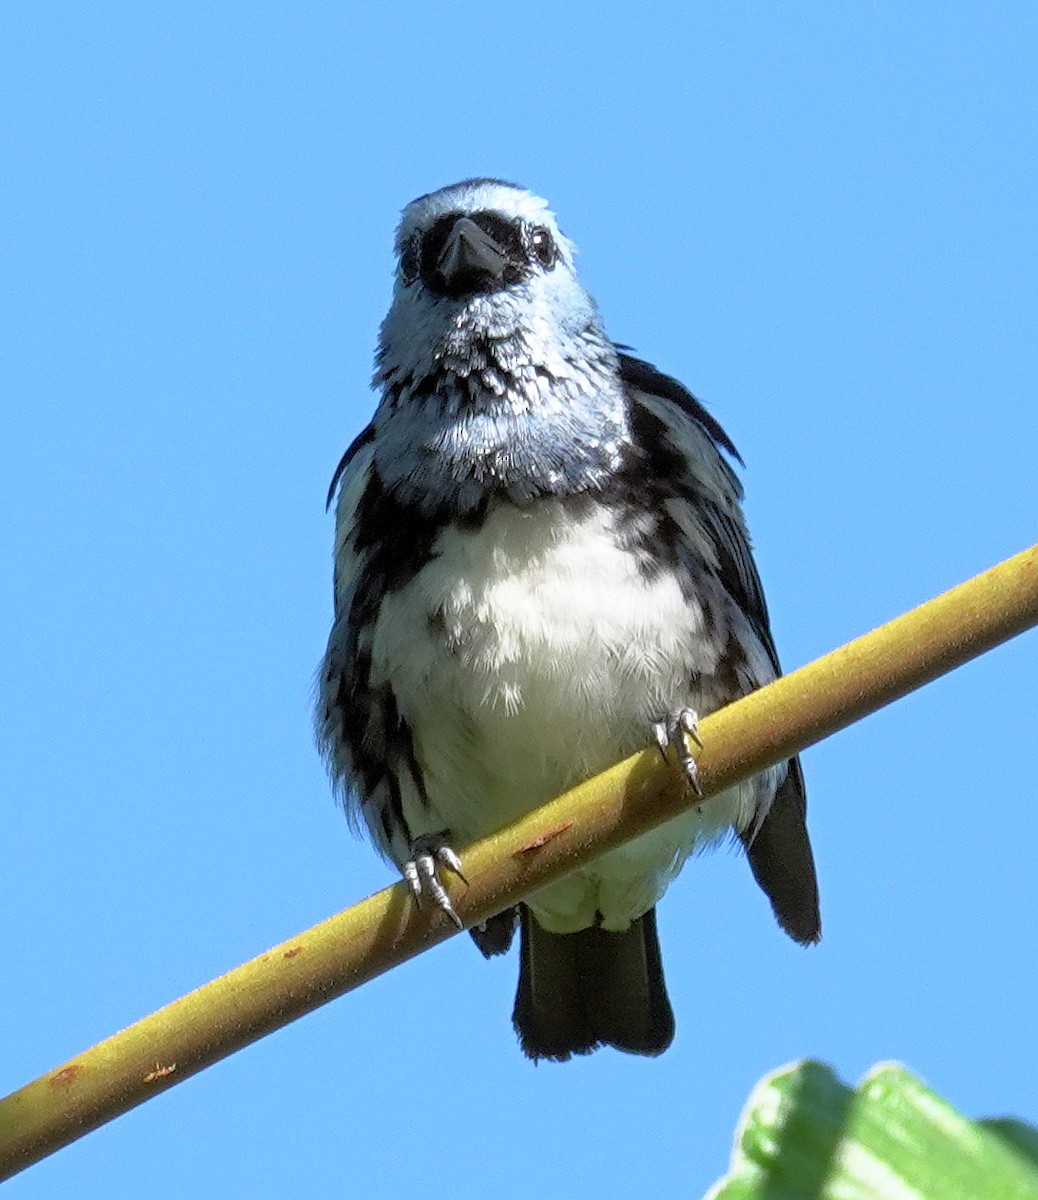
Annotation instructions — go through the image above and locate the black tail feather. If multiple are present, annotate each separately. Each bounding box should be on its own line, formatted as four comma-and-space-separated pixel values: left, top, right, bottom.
742, 757, 821, 945
513, 906, 675, 1062
469, 907, 518, 958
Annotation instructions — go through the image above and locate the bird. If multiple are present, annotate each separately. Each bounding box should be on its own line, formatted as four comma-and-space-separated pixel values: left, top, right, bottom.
316, 178, 820, 1063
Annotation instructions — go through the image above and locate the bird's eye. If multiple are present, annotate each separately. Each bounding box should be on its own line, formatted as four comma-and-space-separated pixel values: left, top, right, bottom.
399, 240, 420, 285
529, 226, 557, 269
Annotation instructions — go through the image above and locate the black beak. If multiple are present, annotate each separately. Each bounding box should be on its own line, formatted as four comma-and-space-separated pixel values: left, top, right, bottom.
436, 217, 508, 288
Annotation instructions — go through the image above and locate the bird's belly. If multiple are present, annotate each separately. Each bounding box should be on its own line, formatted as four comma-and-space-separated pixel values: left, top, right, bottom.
369, 498, 763, 929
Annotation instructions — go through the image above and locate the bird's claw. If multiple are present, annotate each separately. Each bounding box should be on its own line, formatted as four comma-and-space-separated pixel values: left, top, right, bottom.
403, 833, 467, 929
653, 707, 703, 796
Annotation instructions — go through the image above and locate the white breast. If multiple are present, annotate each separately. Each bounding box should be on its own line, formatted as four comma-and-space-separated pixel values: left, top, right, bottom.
369, 497, 771, 931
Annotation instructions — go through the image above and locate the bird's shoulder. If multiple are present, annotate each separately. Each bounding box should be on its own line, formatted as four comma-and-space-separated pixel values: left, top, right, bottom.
616, 350, 743, 468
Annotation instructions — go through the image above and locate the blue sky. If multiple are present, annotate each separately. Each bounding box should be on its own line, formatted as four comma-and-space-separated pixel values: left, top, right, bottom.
2, 5, 1036, 1197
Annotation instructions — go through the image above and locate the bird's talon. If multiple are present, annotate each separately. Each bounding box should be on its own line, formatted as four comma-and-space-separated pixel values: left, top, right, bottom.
441, 897, 464, 930
403, 833, 466, 927
653, 707, 703, 793
681, 710, 704, 748
435, 844, 468, 885
403, 859, 423, 903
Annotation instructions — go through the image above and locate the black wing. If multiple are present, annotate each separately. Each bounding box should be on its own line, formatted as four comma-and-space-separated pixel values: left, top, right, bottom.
618, 350, 820, 945
617, 351, 778, 668
617, 350, 744, 465
326, 423, 375, 510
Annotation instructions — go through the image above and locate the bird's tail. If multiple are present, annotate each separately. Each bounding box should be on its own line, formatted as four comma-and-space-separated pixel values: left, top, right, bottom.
513, 905, 675, 1062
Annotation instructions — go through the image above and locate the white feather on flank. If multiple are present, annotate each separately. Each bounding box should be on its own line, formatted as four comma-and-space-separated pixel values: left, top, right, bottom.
365, 495, 781, 933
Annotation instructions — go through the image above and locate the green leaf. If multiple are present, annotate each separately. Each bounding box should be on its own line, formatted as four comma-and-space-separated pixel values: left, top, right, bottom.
705, 1060, 1038, 1200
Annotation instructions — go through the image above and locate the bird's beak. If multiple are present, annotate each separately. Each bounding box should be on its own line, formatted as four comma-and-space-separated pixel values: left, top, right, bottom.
436, 217, 508, 286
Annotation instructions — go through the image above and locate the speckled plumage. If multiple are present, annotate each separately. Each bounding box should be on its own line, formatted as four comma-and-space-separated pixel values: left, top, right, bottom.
317, 179, 819, 1061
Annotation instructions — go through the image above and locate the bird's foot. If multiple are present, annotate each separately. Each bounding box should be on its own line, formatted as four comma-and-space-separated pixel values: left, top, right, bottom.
403, 833, 468, 929
653, 707, 703, 796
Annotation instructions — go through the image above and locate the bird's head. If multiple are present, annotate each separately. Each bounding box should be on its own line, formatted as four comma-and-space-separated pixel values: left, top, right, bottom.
395, 178, 575, 302
370, 180, 627, 509
376, 179, 608, 386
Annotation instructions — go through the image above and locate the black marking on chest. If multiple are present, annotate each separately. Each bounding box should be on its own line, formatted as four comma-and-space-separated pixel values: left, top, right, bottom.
329, 464, 500, 849
383, 334, 538, 413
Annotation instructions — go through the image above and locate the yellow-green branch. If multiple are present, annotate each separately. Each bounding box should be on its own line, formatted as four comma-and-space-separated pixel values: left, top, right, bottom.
2, 543, 1037, 1181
